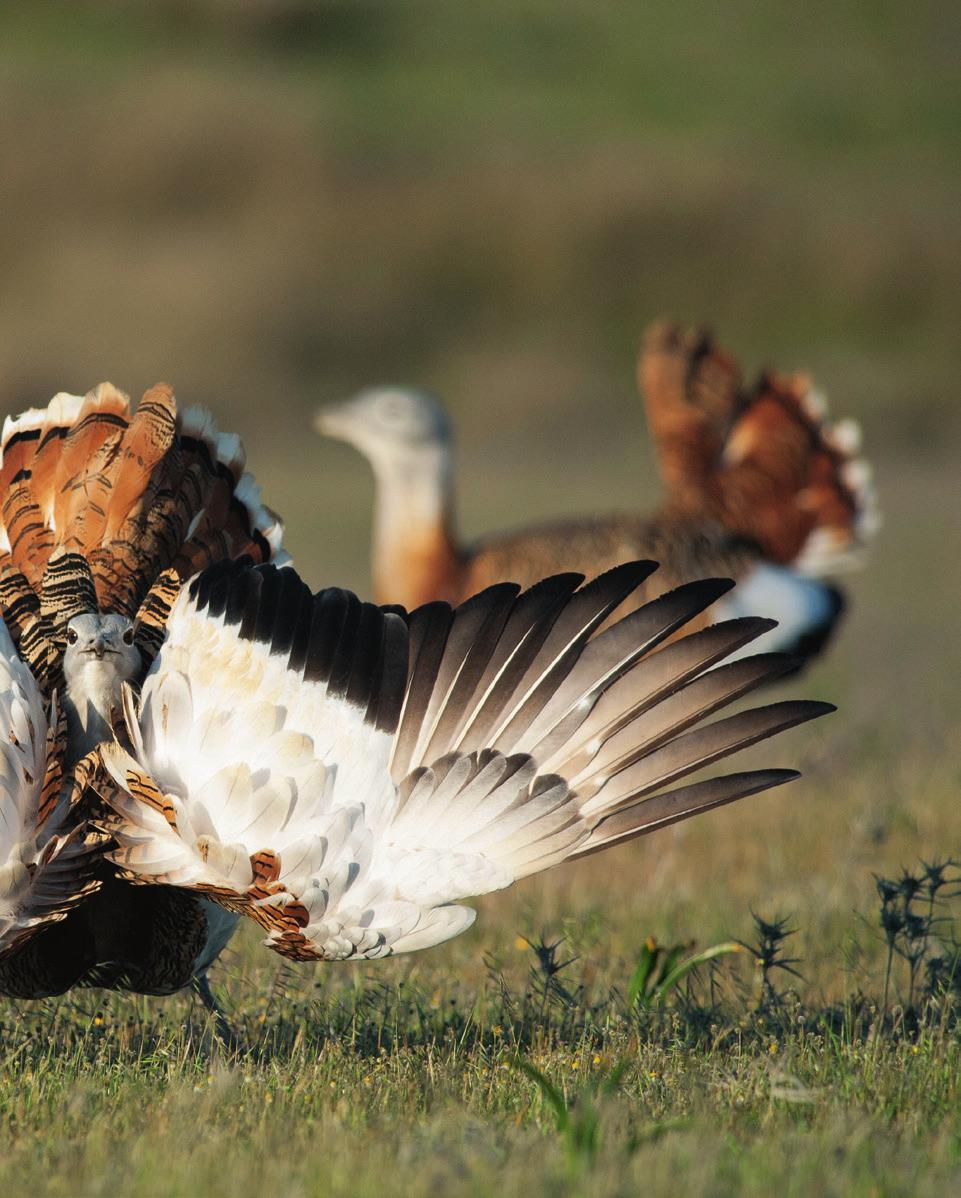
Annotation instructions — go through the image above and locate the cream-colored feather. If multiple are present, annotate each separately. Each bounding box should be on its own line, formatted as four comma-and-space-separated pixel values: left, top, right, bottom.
99, 558, 831, 964
0, 618, 101, 958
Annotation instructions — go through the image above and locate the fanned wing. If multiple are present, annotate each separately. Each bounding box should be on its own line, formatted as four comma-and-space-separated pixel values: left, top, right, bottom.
0, 618, 102, 960
100, 562, 412, 961
639, 321, 880, 574
100, 558, 831, 964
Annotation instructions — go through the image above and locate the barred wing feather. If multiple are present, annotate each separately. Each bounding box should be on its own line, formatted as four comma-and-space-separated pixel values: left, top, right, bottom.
101, 558, 831, 962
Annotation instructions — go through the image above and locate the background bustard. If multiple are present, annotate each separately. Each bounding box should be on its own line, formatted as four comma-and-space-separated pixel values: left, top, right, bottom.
316, 321, 879, 671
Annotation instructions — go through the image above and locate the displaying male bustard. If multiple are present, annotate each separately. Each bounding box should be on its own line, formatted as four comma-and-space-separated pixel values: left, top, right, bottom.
0, 382, 831, 1016
316, 321, 879, 669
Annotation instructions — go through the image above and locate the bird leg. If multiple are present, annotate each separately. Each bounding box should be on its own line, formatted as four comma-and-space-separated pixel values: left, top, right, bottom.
192, 972, 243, 1055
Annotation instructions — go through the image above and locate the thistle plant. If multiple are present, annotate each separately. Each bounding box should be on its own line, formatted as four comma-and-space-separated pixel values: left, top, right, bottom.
874, 859, 961, 1012
522, 932, 581, 1009
737, 912, 803, 1010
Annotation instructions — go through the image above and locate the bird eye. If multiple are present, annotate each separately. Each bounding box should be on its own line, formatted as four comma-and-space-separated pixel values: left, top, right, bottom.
122, 628, 135, 646
66, 628, 78, 645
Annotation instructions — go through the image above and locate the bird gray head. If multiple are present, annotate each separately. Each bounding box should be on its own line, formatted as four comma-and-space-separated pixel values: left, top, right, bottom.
315, 387, 451, 466
62, 613, 142, 689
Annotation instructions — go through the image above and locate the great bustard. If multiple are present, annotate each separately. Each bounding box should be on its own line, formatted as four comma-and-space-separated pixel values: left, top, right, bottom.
316, 322, 878, 669
0, 381, 830, 1026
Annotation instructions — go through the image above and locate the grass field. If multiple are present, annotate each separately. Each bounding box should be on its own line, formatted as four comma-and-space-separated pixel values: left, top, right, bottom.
0, 2, 960, 1195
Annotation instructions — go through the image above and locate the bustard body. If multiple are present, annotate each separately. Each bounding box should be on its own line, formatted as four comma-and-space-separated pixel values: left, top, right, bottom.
317, 321, 878, 669
0, 378, 832, 1014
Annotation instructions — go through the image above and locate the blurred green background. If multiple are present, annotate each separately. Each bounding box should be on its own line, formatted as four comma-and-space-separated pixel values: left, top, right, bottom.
1, 0, 959, 965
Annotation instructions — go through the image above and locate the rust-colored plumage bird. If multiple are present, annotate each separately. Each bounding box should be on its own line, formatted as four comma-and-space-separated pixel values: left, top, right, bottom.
316, 323, 879, 667
0, 383, 284, 1003
0, 378, 832, 1024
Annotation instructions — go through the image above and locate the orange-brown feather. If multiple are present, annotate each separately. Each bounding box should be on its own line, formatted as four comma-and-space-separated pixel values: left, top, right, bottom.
704, 371, 859, 564
638, 323, 868, 566
1, 382, 286, 701
0, 480, 54, 587
639, 320, 743, 500
51, 385, 130, 542
101, 385, 178, 542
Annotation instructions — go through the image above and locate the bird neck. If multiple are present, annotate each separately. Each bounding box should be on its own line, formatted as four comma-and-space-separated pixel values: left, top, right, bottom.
63, 661, 125, 765
369, 443, 462, 608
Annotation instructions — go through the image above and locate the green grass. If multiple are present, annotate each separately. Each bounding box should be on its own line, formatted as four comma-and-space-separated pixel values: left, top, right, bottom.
0, 1, 959, 1193
4, 901, 961, 1197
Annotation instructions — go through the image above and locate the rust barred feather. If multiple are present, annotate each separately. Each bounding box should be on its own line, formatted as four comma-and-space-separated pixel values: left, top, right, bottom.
40, 552, 99, 632
49, 386, 129, 540
100, 383, 178, 542
639, 322, 744, 497
36, 698, 68, 828
0, 382, 289, 694
639, 322, 880, 573
133, 568, 184, 665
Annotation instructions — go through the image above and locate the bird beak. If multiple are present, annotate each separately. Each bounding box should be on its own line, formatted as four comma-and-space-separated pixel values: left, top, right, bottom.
314, 400, 359, 444
86, 635, 110, 659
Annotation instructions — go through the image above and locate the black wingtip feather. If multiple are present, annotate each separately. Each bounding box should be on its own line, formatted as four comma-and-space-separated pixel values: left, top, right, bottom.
204, 571, 232, 621
675, 576, 736, 606
303, 587, 347, 683
238, 567, 266, 640
368, 612, 410, 733
325, 592, 363, 699
520, 572, 585, 601
268, 568, 312, 657
286, 581, 318, 674
188, 558, 229, 608
583, 559, 660, 594
224, 565, 254, 627
562, 560, 660, 622
303, 588, 352, 685
250, 564, 282, 644
455, 581, 521, 614
344, 602, 387, 708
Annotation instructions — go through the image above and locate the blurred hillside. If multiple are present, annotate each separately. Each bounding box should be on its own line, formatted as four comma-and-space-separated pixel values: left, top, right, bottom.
0, 0, 958, 737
